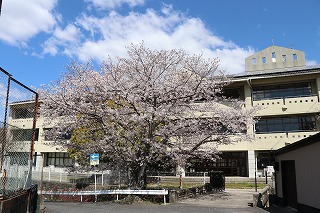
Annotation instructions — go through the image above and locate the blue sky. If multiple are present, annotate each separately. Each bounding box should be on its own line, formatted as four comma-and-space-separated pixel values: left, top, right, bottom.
0, 0, 319, 89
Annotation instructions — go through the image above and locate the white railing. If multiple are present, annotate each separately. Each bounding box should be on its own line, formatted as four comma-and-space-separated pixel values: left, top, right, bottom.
42, 189, 169, 204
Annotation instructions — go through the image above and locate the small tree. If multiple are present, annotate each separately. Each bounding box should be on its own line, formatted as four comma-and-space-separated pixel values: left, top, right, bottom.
41, 43, 256, 189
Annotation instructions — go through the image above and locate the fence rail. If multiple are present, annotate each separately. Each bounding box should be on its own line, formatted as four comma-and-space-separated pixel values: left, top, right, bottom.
42, 189, 169, 204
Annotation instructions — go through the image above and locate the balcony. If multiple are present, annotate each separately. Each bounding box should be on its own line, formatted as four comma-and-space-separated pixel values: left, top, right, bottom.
254, 131, 319, 150
253, 95, 318, 116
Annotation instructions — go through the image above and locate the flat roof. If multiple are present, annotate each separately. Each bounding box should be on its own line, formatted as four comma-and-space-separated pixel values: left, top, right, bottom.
230, 65, 320, 82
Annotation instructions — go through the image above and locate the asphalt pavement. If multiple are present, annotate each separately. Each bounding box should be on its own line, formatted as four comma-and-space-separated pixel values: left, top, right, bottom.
44, 202, 268, 213
44, 189, 271, 213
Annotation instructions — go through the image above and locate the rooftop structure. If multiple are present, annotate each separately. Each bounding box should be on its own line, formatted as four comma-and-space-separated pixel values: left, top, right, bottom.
245, 45, 306, 72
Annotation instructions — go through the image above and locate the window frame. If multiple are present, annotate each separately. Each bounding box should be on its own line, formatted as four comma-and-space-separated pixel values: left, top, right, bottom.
46, 152, 74, 167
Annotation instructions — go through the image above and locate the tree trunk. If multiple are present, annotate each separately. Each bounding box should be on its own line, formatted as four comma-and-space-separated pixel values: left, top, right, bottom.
130, 162, 147, 189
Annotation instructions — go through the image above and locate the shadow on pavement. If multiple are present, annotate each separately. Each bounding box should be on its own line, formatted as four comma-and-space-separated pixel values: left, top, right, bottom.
264, 204, 298, 213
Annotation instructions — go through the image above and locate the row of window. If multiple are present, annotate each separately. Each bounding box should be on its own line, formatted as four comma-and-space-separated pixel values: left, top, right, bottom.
252, 82, 312, 100
10, 106, 35, 119
255, 115, 317, 133
220, 82, 313, 101
10, 128, 39, 141
9, 128, 72, 142
252, 52, 297, 65
6, 152, 74, 167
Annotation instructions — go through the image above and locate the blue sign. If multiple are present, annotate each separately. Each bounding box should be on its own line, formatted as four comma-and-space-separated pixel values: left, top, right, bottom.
90, 153, 99, 165
90, 153, 99, 160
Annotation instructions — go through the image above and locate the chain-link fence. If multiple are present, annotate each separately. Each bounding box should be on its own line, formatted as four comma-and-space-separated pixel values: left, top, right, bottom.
0, 67, 38, 198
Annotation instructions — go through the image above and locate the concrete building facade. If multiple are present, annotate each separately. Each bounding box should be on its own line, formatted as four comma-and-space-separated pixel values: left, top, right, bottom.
189, 45, 320, 178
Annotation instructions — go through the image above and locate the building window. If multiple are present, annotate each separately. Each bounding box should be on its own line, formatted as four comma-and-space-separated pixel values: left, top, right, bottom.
61, 132, 72, 140
257, 151, 274, 170
272, 52, 276, 62
10, 128, 39, 141
10, 107, 35, 119
252, 82, 312, 100
47, 152, 73, 167
252, 58, 256, 65
255, 115, 317, 133
282, 55, 286, 62
7, 152, 29, 165
293, 53, 297, 61
187, 151, 248, 176
43, 128, 52, 141
262, 57, 266, 64
219, 88, 241, 99
43, 128, 71, 140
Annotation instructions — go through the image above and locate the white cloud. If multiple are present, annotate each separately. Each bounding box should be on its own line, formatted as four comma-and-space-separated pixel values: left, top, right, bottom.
42, 24, 81, 56
306, 60, 317, 66
85, 0, 145, 10
0, 0, 58, 46
43, 4, 254, 73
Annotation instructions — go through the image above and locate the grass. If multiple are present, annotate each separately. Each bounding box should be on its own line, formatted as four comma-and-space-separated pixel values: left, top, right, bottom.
225, 182, 266, 189
147, 182, 267, 189
147, 182, 203, 189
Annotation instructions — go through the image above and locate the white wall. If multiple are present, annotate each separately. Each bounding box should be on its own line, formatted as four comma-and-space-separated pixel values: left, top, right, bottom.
276, 141, 320, 209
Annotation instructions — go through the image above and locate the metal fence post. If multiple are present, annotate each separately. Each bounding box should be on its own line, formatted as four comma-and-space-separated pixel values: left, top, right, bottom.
94, 171, 97, 202
101, 171, 104, 186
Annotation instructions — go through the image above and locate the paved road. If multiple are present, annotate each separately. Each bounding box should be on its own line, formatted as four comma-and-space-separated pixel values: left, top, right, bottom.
43, 189, 269, 213
178, 189, 256, 208
44, 202, 267, 213
43, 188, 298, 213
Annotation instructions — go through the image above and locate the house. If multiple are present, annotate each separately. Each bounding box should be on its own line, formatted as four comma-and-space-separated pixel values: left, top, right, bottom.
274, 132, 320, 212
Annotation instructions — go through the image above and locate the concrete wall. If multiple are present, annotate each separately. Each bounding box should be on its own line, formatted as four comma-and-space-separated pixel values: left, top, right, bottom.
245, 46, 306, 72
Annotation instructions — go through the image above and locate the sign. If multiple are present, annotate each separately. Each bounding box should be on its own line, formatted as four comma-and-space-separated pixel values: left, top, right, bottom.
90, 153, 99, 166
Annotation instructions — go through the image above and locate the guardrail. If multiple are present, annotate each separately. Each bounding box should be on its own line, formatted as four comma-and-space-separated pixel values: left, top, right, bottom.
42, 189, 169, 204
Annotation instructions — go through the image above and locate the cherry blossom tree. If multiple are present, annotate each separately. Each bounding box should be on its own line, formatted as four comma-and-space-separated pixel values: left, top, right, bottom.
40, 43, 256, 189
